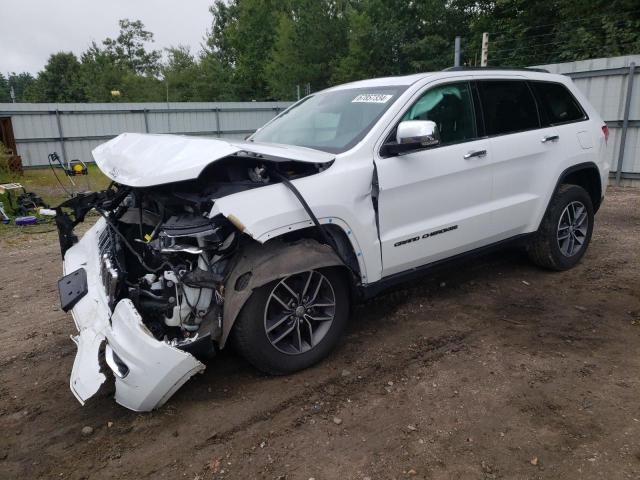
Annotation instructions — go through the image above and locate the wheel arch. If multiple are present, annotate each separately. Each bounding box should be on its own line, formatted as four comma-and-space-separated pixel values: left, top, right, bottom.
555, 162, 603, 213
220, 237, 349, 348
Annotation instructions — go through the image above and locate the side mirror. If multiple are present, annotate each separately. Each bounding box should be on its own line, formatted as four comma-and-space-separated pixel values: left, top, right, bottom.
396, 120, 440, 148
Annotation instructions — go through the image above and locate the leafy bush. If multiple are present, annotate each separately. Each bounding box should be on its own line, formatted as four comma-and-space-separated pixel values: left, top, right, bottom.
0, 142, 17, 214
0, 141, 10, 179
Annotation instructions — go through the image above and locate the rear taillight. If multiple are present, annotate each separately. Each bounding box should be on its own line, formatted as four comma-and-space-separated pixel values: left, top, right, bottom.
602, 124, 609, 141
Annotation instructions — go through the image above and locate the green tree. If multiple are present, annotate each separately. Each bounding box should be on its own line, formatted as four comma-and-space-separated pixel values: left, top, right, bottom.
334, 0, 475, 82
8, 72, 37, 102
0, 74, 10, 102
103, 19, 162, 76
468, 0, 640, 67
206, 0, 286, 100
333, 0, 421, 82
26, 52, 85, 102
162, 46, 200, 101
10, 1, 640, 103
118, 72, 164, 102
79, 17, 166, 102
79, 42, 129, 102
553, 0, 640, 62
196, 51, 234, 101
406, 0, 477, 71
265, 0, 349, 100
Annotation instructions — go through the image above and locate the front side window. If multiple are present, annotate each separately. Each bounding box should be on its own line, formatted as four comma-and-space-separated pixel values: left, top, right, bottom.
402, 82, 477, 145
251, 86, 406, 154
477, 80, 540, 136
530, 81, 586, 125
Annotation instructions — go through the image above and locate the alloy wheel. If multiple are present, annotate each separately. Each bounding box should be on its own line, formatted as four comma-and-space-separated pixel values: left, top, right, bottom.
263, 270, 336, 355
557, 200, 588, 257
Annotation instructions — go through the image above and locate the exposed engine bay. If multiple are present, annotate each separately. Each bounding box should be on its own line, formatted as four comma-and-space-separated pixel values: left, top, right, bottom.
56, 154, 332, 359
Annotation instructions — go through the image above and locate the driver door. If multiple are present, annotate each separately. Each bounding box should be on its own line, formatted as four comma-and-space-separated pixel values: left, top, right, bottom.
375, 81, 495, 277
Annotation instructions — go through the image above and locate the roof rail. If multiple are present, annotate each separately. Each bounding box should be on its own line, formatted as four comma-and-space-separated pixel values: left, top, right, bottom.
443, 66, 550, 73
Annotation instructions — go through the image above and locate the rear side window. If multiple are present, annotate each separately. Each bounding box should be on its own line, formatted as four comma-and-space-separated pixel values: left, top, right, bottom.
477, 80, 540, 136
530, 81, 586, 125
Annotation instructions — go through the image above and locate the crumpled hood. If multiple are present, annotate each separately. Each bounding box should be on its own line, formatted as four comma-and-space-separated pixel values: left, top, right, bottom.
92, 132, 334, 187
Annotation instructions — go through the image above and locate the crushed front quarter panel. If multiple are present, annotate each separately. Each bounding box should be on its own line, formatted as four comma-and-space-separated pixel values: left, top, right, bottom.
64, 218, 205, 411
208, 161, 382, 283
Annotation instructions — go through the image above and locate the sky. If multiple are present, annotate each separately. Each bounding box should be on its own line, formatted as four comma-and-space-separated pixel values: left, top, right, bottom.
0, 0, 214, 75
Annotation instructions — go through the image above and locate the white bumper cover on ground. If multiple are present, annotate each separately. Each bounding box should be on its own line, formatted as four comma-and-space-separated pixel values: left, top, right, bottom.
64, 219, 205, 412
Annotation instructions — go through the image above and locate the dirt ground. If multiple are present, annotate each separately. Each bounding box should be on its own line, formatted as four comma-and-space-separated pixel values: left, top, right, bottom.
0, 187, 639, 480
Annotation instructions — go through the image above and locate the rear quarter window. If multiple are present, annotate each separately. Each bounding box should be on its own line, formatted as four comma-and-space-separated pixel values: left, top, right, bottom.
530, 81, 587, 125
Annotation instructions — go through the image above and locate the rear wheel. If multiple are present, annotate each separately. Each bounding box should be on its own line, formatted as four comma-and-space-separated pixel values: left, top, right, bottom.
527, 184, 594, 270
233, 268, 349, 374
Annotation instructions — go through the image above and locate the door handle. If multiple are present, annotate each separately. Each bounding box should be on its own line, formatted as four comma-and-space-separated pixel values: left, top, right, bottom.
463, 149, 487, 159
541, 135, 559, 143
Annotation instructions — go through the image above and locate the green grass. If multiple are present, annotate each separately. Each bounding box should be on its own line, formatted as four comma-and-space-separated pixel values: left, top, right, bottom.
5, 163, 111, 206
0, 164, 109, 243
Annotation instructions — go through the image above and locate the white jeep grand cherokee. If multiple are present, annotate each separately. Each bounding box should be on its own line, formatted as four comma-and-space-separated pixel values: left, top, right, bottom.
56, 68, 609, 411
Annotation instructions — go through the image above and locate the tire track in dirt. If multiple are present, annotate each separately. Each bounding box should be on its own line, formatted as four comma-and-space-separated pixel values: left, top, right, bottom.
200, 332, 470, 448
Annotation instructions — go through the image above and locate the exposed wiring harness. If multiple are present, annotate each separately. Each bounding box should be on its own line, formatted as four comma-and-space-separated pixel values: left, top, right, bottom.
96, 209, 174, 273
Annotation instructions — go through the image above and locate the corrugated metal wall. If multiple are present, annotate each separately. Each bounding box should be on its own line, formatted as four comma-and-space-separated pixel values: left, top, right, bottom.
0, 102, 292, 167
536, 55, 640, 182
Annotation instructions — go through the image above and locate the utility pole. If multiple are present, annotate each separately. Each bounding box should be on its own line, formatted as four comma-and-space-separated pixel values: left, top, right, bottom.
296, 84, 300, 100
454, 36, 461, 67
481, 32, 489, 67
165, 78, 171, 133
9, 86, 16, 103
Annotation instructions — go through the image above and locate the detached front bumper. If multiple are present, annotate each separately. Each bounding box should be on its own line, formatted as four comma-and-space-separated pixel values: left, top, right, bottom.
62, 218, 205, 412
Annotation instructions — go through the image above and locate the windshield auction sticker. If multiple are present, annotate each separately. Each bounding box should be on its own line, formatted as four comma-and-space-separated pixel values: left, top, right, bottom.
352, 94, 393, 103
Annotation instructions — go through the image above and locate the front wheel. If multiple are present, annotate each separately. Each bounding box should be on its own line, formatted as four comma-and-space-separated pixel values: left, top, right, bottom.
527, 184, 594, 271
233, 268, 350, 375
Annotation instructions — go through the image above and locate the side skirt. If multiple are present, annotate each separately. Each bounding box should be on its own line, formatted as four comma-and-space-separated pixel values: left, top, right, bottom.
359, 232, 535, 300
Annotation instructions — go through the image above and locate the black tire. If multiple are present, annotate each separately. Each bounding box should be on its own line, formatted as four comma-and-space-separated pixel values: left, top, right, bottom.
233, 268, 349, 375
527, 184, 594, 271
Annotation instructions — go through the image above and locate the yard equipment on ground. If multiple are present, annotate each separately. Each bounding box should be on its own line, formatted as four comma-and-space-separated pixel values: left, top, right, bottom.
0, 182, 49, 217
48, 152, 87, 177
48, 151, 91, 195
15, 215, 38, 226
15, 190, 48, 215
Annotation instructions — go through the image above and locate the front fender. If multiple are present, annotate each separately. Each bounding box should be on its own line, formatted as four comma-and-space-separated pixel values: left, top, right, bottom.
220, 239, 344, 347
209, 170, 381, 284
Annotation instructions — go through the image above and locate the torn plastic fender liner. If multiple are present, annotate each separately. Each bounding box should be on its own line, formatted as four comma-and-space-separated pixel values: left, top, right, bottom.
220, 239, 345, 347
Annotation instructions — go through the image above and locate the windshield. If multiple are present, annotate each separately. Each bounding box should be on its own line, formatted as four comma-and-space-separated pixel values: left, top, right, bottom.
251, 86, 407, 153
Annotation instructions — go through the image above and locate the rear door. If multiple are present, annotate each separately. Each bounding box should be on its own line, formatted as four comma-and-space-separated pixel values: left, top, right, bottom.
375, 80, 495, 277
476, 79, 560, 237
529, 80, 597, 176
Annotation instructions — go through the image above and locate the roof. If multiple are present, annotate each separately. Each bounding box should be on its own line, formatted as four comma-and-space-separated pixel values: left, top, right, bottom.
319, 66, 573, 94
443, 66, 550, 73
324, 73, 436, 92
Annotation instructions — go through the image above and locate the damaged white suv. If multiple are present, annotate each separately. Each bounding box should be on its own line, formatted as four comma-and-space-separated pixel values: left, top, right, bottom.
56, 68, 609, 411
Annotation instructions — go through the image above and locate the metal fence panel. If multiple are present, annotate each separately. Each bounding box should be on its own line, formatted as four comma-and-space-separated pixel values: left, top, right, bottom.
0, 102, 291, 167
